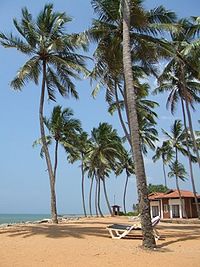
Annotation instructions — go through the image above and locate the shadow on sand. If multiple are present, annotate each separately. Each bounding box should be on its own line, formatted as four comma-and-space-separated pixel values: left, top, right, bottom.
0, 220, 199, 251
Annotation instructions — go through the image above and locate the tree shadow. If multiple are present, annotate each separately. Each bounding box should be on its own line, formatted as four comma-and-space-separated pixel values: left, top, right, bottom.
0, 223, 108, 239
0, 221, 199, 251
156, 223, 200, 249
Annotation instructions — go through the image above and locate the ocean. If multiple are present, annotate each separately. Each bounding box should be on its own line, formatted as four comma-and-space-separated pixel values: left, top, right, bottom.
0, 214, 82, 225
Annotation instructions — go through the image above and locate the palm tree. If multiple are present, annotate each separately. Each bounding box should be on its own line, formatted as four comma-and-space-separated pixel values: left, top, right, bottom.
0, 4, 88, 223
34, 105, 82, 178
66, 131, 91, 217
33, 106, 81, 219
89, 0, 175, 150
153, 141, 175, 187
108, 82, 159, 153
88, 122, 124, 216
115, 150, 135, 214
86, 165, 95, 216
168, 160, 188, 218
89, 0, 177, 248
154, 18, 200, 219
162, 119, 200, 218
154, 18, 200, 166
162, 120, 195, 161
122, 0, 156, 248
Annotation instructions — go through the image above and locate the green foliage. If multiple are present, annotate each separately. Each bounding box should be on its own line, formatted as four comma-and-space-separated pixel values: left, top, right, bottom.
168, 160, 188, 182
148, 183, 169, 194
0, 4, 89, 100
119, 211, 140, 216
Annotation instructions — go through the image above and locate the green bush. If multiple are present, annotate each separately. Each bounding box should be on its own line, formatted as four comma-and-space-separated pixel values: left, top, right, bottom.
119, 211, 139, 216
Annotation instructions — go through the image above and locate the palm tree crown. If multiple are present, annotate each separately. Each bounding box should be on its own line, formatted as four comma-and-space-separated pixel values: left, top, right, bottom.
0, 4, 88, 99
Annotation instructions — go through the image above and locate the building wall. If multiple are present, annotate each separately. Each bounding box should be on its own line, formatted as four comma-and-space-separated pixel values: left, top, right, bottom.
192, 203, 198, 218
150, 197, 199, 219
184, 198, 192, 218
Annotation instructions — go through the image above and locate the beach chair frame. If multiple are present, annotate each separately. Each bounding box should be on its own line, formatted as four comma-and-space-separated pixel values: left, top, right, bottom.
107, 216, 160, 240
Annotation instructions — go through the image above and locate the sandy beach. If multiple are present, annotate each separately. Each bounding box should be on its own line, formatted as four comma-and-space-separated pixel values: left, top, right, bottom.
0, 216, 199, 267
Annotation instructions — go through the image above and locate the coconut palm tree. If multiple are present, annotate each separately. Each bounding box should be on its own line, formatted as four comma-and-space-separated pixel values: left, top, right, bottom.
122, 0, 157, 248
88, 122, 124, 216
86, 164, 95, 216
0, 4, 88, 223
115, 150, 135, 214
154, 18, 200, 220
89, 0, 177, 248
89, 0, 175, 149
162, 119, 200, 218
66, 131, 92, 217
108, 82, 159, 153
90, 0, 177, 248
168, 160, 188, 218
154, 18, 200, 167
153, 141, 175, 187
162, 120, 195, 161
34, 105, 82, 178
33, 106, 81, 220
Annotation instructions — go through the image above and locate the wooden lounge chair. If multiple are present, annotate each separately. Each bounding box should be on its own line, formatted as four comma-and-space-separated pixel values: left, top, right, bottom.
107, 216, 160, 240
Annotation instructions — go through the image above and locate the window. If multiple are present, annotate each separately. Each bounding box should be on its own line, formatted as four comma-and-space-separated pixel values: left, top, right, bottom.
164, 204, 169, 213
172, 205, 180, 218
152, 206, 159, 217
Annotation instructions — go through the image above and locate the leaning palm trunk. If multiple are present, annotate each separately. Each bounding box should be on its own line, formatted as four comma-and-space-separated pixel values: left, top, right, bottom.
81, 160, 87, 217
123, 172, 129, 214
175, 150, 187, 218
40, 61, 58, 224
122, 0, 155, 249
185, 99, 200, 169
95, 176, 99, 217
180, 65, 200, 169
89, 175, 94, 216
97, 176, 104, 217
181, 99, 200, 218
53, 140, 59, 178
102, 178, 113, 216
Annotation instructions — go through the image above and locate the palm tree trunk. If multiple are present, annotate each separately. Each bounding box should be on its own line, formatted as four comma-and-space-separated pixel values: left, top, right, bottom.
175, 175, 185, 218
97, 175, 104, 217
81, 160, 87, 217
95, 176, 99, 217
123, 172, 129, 214
180, 64, 200, 170
175, 149, 185, 218
40, 61, 58, 224
53, 140, 59, 178
122, 0, 155, 249
89, 175, 94, 216
162, 160, 167, 188
185, 99, 200, 169
102, 178, 113, 216
181, 99, 200, 219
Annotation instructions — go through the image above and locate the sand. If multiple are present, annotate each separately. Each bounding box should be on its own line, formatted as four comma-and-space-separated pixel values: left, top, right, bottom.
0, 216, 200, 267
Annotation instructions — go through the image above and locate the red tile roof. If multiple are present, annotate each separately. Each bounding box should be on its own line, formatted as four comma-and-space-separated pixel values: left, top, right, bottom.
149, 192, 165, 200
149, 190, 200, 200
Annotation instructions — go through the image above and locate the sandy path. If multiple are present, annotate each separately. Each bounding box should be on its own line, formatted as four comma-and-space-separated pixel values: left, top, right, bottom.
0, 217, 199, 267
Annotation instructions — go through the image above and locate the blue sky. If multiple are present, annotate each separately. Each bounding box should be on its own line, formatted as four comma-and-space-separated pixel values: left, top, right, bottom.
0, 0, 200, 214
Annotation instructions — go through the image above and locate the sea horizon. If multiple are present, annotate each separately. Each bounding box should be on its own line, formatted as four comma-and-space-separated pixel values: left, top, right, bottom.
0, 213, 84, 225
